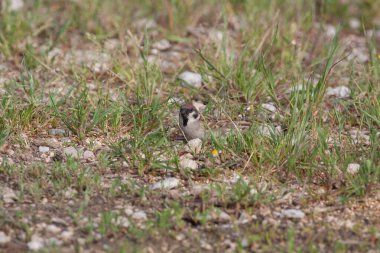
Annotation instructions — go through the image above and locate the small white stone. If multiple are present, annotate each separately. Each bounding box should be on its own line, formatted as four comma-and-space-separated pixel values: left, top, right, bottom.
349, 18, 360, 30
63, 147, 79, 158
325, 24, 337, 38
63, 188, 77, 198
250, 188, 258, 195
86, 83, 96, 91
261, 103, 277, 113
104, 39, 120, 50
124, 206, 134, 216
238, 211, 251, 224
192, 100, 206, 113
115, 217, 130, 228
347, 163, 360, 175
258, 124, 283, 137
28, 235, 44, 251
48, 129, 65, 136
5, 149, 14, 156
184, 138, 202, 154
179, 158, 198, 170
190, 184, 210, 195
210, 30, 224, 42
152, 39, 171, 51
168, 97, 184, 106
0, 231, 11, 245
39, 146, 50, 153
51, 217, 67, 226
60, 229, 74, 241
352, 48, 369, 63
1, 186, 17, 204
47, 48, 63, 61
131, 211, 147, 221
134, 18, 157, 29
83, 150, 95, 161
150, 177, 180, 190
350, 129, 370, 145
207, 209, 231, 223
281, 209, 305, 219
326, 86, 351, 98
5, 0, 24, 11
46, 224, 61, 234
178, 71, 202, 89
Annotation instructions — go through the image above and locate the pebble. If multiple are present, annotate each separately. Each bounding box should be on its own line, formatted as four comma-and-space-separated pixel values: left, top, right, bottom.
349, 18, 360, 30
150, 177, 180, 190
47, 48, 63, 61
261, 103, 277, 113
238, 211, 251, 224
48, 129, 66, 136
350, 129, 370, 145
46, 224, 61, 234
64, 50, 111, 73
131, 211, 148, 221
51, 217, 67, 226
104, 39, 120, 50
178, 71, 202, 89
152, 39, 171, 51
326, 86, 351, 98
28, 235, 44, 251
63, 188, 77, 198
351, 48, 369, 63
63, 147, 79, 158
134, 18, 157, 29
34, 138, 61, 149
1, 186, 17, 204
281, 209, 305, 219
179, 158, 198, 170
124, 206, 134, 216
5, 149, 14, 156
190, 184, 210, 195
184, 138, 202, 154
115, 217, 130, 228
325, 24, 337, 38
206, 209, 231, 223
347, 163, 360, 175
0, 231, 11, 245
60, 229, 74, 241
20, 153, 34, 161
168, 97, 185, 106
39, 146, 50, 153
192, 100, 206, 113
83, 150, 95, 161
86, 83, 96, 91
5, 0, 24, 11
258, 124, 283, 137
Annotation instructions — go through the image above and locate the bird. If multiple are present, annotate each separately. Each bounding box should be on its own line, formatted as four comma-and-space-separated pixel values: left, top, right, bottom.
179, 104, 205, 141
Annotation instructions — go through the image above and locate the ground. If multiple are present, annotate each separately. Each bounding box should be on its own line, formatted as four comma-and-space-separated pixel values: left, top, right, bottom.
0, 0, 380, 252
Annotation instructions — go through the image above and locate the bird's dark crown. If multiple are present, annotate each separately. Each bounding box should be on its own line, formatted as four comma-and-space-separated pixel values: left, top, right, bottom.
180, 104, 198, 126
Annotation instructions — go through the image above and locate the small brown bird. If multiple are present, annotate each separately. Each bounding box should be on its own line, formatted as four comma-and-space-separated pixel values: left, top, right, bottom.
179, 104, 205, 141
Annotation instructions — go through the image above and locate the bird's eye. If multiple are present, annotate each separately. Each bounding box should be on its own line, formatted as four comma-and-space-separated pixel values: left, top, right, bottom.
193, 113, 199, 119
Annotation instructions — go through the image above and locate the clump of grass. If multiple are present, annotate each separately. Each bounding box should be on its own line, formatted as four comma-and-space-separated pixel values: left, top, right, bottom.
345, 160, 380, 197
0, 117, 10, 147
50, 88, 110, 140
